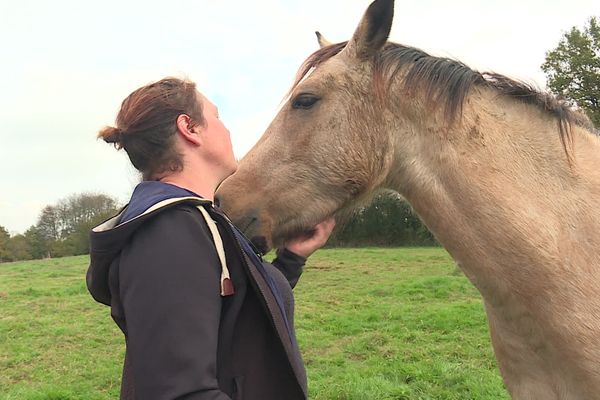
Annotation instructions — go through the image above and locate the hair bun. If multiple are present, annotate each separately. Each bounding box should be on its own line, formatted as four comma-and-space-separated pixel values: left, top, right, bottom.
98, 126, 124, 146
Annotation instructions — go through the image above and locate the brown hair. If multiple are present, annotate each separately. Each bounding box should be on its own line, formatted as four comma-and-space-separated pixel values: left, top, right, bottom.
98, 77, 205, 180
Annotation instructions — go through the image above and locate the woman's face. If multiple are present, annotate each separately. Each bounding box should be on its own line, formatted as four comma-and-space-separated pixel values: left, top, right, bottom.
197, 93, 238, 181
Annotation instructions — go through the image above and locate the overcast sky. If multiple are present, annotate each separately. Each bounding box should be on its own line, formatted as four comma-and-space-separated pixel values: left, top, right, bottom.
1, 0, 598, 235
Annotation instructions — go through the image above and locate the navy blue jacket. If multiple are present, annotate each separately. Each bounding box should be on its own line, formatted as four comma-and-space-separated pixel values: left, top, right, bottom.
87, 182, 307, 400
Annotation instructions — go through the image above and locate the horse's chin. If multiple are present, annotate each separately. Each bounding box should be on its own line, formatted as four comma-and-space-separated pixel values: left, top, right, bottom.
248, 231, 308, 255
245, 222, 321, 256
270, 211, 340, 251
249, 235, 271, 255
250, 202, 345, 254
275, 227, 317, 248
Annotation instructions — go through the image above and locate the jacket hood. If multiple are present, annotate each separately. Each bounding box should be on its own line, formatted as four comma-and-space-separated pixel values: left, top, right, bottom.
86, 181, 210, 305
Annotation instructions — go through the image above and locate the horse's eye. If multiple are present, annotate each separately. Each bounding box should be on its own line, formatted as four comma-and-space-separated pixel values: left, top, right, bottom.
292, 94, 320, 109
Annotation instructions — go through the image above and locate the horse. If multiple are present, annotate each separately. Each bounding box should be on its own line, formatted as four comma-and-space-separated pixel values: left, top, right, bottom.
216, 0, 600, 398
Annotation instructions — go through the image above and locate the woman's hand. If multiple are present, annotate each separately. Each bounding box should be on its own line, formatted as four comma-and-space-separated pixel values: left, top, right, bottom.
284, 217, 336, 259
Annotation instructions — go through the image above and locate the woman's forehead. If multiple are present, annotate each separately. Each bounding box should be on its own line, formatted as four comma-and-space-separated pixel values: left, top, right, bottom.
198, 91, 217, 110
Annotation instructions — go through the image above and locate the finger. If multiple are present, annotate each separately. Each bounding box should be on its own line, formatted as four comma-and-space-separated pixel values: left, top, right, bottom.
310, 219, 336, 243
315, 217, 336, 231
315, 217, 336, 236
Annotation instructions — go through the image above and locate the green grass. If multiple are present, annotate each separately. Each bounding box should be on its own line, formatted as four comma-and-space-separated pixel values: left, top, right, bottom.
0, 248, 508, 399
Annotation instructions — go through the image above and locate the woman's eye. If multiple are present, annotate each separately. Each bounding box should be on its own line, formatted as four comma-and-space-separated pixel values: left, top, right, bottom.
292, 94, 320, 109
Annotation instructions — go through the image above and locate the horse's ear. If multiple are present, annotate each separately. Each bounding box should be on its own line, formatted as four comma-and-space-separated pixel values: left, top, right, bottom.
344, 0, 394, 60
315, 31, 332, 48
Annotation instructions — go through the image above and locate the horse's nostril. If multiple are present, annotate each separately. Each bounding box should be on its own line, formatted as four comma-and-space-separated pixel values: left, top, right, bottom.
213, 194, 221, 207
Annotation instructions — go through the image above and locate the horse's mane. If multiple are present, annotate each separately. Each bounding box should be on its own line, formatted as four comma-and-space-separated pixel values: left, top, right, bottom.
293, 41, 597, 162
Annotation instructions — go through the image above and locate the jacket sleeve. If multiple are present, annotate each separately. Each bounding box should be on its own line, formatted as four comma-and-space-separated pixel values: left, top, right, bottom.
118, 206, 232, 400
270, 248, 306, 289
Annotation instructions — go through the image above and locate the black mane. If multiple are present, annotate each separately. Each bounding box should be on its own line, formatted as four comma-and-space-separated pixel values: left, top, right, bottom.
293, 41, 597, 162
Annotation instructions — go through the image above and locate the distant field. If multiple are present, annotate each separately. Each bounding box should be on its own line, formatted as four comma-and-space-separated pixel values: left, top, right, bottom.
0, 248, 508, 400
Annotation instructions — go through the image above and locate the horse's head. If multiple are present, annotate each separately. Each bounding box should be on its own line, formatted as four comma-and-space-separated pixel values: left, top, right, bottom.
217, 0, 400, 251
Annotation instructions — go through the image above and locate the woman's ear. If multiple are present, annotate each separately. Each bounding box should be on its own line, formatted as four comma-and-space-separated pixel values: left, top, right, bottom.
176, 114, 202, 145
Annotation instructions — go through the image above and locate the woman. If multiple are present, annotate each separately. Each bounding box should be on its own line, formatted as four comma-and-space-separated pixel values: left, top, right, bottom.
86, 77, 335, 400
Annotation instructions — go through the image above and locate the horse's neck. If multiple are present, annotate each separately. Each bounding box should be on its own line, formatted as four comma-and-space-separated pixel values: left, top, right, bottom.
387, 93, 600, 302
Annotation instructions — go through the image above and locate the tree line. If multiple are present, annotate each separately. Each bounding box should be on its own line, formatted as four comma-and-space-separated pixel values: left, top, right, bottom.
0, 191, 437, 263
0, 193, 119, 262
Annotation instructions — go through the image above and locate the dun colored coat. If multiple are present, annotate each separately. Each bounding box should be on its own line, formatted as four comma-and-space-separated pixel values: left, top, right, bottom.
217, 0, 600, 398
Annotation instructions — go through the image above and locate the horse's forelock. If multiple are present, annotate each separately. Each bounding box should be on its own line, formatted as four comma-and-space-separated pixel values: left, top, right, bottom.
289, 41, 348, 96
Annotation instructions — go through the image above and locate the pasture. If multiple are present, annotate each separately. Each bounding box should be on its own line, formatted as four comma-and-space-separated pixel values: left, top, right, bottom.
1, 248, 508, 399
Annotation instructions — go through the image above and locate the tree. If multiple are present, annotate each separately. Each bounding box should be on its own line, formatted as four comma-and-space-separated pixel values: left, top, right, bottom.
542, 17, 600, 127
0, 225, 10, 262
51, 193, 119, 256
7, 234, 32, 261
35, 205, 61, 257
24, 225, 50, 259
27, 192, 119, 259
37, 205, 64, 240
58, 193, 118, 255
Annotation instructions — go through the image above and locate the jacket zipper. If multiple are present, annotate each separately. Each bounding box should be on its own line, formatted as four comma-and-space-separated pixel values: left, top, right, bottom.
216, 211, 291, 345
210, 210, 306, 398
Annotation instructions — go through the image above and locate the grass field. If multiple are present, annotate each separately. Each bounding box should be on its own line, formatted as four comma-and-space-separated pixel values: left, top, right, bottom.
1, 248, 509, 400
